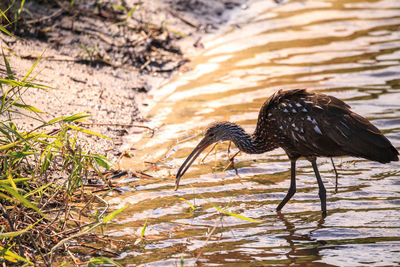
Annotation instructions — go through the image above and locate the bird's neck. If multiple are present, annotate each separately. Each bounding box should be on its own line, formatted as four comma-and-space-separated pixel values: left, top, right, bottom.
229, 123, 277, 154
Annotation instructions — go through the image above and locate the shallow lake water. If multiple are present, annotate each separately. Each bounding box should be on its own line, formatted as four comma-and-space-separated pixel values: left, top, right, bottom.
106, 0, 400, 265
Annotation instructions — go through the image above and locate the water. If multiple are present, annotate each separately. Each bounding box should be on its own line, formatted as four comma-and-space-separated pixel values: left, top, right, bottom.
106, 0, 400, 265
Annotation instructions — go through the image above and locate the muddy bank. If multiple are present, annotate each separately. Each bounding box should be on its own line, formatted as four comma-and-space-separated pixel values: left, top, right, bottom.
1, 0, 249, 163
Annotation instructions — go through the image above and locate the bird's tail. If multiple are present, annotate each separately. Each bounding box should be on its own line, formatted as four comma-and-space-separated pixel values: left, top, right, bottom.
343, 113, 399, 163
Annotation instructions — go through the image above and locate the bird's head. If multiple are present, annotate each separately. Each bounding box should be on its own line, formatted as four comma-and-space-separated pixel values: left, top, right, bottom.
174, 122, 240, 190
203, 121, 237, 142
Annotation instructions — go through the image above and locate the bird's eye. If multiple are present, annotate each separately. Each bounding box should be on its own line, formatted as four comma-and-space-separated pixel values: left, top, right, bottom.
209, 133, 215, 137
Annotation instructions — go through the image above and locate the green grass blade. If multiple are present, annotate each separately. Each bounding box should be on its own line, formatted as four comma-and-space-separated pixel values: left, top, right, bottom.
0, 123, 37, 151
22, 50, 45, 82
141, 217, 148, 237
0, 9, 11, 23
0, 139, 25, 151
102, 205, 127, 223
0, 124, 12, 141
179, 197, 195, 211
0, 79, 52, 91
87, 257, 123, 267
40, 151, 53, 173
24, 182, 52, 198
68, 125, 110, 139
12, 102, 43, 113
17, 0, 26, 16
7, 171, 17, 191
201, 196, 261, 223
1, 185, 46, 218
0, 122, 21, 139
0, 178, 31, 185
2, 110, 45, 125
9, 151, 36, 162
126, 6, 137, 19
50, 205, 127, 253
0, 230, 28, 239
92, 154, 111, 169
2, 52, 14, 80
166, 27, 188, 38
0, 192, 15, 202
62, 113, 91, 122
0, 217, 43, 239
0, 245, 33, 264
0, 25, 15, 38
113, 4, 126, 11
47, 116, 64, 124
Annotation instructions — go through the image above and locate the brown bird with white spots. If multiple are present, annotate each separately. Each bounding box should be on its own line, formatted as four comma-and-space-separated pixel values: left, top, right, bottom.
174, 89, 399, 217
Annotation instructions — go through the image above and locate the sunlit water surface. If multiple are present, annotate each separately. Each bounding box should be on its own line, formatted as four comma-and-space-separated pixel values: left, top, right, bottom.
106, 0, 400, 265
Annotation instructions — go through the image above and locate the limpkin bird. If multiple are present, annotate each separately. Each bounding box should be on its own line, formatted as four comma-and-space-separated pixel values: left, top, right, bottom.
175, 89, 399, 217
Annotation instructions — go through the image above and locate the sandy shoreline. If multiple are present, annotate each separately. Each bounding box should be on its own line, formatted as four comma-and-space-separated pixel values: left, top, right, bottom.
1, 0, 249, 163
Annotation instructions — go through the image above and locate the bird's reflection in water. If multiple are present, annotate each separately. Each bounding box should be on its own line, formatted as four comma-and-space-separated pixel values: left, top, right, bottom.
277, 211, 328, 265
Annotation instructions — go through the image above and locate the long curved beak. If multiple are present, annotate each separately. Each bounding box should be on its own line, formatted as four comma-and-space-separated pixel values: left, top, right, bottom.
175, 138, 211, 191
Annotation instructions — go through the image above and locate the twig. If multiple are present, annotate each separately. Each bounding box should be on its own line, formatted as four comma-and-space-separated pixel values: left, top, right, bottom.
79, 122, 155, 135
140, 59, 151, 71
29, 234, 49, 266
70, 243, 120, 257
0, 203, 26, 258
193, 37, 204, 48
26, 8, 64, 25
40, 182, 65, 211
50, 196, 109, 253
0, 202, 15, 232
65, 243, 80, 265
102, 170, 129, 181
133, 171, 153, 178
62, 202, 71, 231
40, 207, 65, 234
195, 220, 219, 263
154, 59, 189, 73
169, 11, 199, 28
131, 30, 152, 47
50, 220, 103, 253
78, 195, 95, 223
94, 194, 110, 219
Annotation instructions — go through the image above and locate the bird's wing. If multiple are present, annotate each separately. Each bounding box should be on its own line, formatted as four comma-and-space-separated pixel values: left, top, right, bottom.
267, 89, 397, 162
269, 91, 340, 156
310, 94, 397, 162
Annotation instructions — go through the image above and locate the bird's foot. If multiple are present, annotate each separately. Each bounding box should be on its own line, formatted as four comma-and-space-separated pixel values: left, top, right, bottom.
223, 151, 241, 173
321, 210, 327, 218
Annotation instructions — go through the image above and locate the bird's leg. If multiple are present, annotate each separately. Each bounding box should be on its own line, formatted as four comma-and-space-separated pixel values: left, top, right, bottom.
227, 141, 232, 159
277, 160, 297, 212
330, 157, 339, 193
311, 160, 327, 217
223, 141, 241, 175
223, 150, 241, 173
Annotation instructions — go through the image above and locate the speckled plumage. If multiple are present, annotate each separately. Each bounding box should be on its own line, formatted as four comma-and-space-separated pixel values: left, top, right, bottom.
253, 89, 398, 162
175, 89, 399, 216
